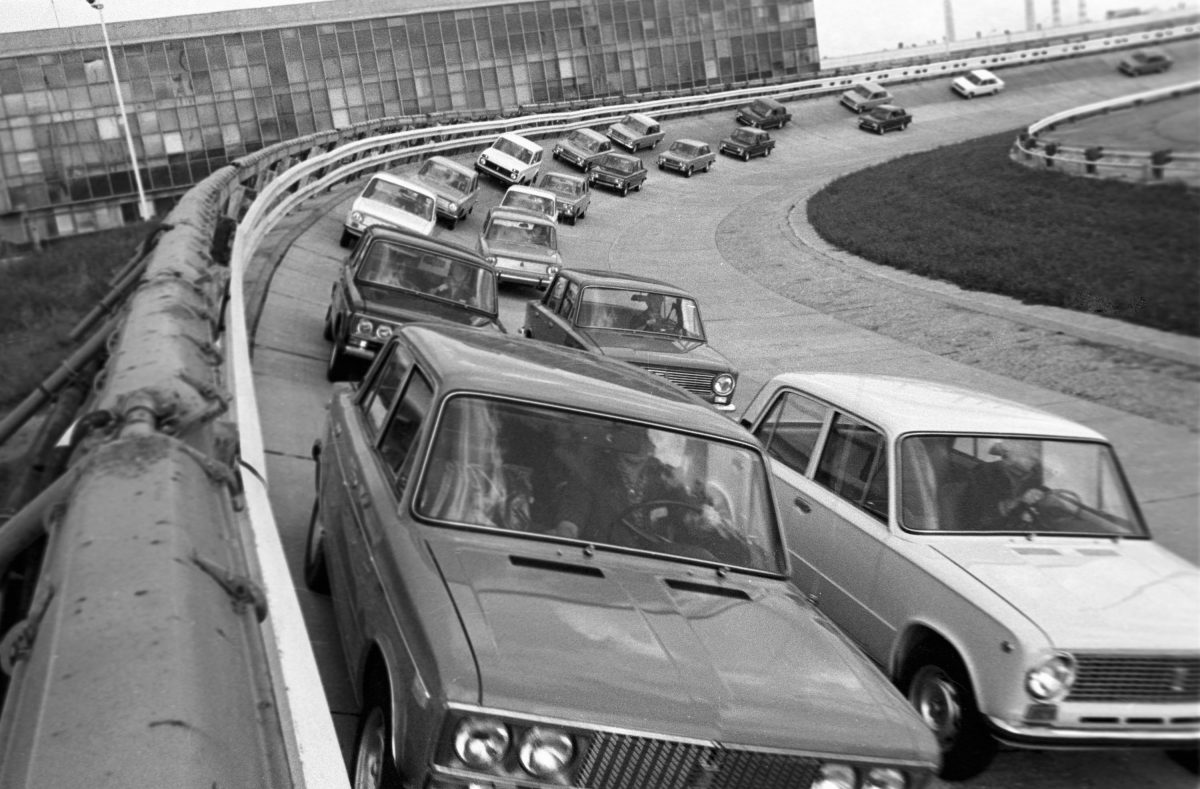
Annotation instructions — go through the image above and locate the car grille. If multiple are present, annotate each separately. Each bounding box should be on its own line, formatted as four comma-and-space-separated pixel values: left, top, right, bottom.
576, 731, 820, 789
638, 365, 714, 399
1068, 654, 1200, 703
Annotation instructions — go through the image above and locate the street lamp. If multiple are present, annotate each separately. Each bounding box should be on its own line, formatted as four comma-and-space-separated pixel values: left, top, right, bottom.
87, 0, 154, 221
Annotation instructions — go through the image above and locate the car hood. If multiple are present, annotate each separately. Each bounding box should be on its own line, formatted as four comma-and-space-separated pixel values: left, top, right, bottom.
479, 239, 561, 265
358, 285, 498, 327
579, 328, 731, 370
352, 199, 435, 236
721, 137, 753, 149
432, 540, 936, 761
416, 178, 470, 203
659, 150, 698, 164
931, 537, 1200, 650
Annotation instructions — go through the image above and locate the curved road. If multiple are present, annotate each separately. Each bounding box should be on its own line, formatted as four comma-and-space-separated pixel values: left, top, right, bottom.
247, 42, 1200, 788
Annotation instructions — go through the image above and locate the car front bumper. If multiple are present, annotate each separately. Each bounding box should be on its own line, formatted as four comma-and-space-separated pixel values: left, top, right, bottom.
988, 717, 1200, 749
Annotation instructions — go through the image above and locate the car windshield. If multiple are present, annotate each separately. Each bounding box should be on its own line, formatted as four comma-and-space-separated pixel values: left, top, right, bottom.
418, 160, 471, 194
361, 179, 434, 219
851, 84, 873, 97
749, 99, 774, 114
540, 174, 583, 197
602, 156, 638, 174
668, 141, 704, 157
502, 191, 554, 215
624, 116, 652, 134
899, 434, 1148, 538
570, 132, 604, 152
965, 72, 985, 85
485, 217, 556, 250
576, 286, 704, 338
493, 136, 535, 164
355, 242, 496, 312
730, 128, 759, 144
416, 396, 785, 573
867, 107, 891, 119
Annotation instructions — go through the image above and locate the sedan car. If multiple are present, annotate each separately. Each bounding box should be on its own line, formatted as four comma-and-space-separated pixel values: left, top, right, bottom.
606, 112, 666, 152
476, 207, 561, 288
587, 151, 647, 196
719, 127, 775, 160
475, 131, 544, 186
1118, 47, 1173, 75
656, 138, 716, 177
740, 372, 1200, 780
951, 68, 1005, 98
306, 323, 941, 789
736, 96, 792, 129
522, 268, 739, 410
551, 127, 613, 171
840, 80, 894, 113
496, 183, 558, 224
413, 155, 479, 229
323, 226, 502, 380
858, 105, 913, 135
534, 171, 590, 224
340, 172, 437, 247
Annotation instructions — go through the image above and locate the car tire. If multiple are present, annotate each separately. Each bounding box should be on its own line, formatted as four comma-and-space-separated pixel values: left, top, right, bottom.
634, 182, 642, 192
620, 184, 629, 196
742, 151, 750, 161
765, 147, 772, 156
704, 161, 712, 172
339, 229, 354, 248
327, 333, 349, 382
352, 679, 402, 789
876, 126, 885, 135
303, 499, 330, 594
906, 650, 996, 782
446, 216, 458, 230
684, 166, 693, 178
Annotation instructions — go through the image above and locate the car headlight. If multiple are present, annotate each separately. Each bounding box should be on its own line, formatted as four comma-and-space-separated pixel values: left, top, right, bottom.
453, 716, 510, 769
813, 763, 856, 789
1026, 654, 1075, 701
354, 317, 375, 337
864, 767, 908, 789
518, 727, 574, 777
350, 210, 364, 225
446, 200, 459, 213
712, 373, 736, 397
478, 154, 488, 166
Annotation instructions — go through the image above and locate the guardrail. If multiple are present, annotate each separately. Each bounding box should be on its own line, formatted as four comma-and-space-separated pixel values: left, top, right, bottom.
1010, 80, 1200, 185
0, 17, 1196, 787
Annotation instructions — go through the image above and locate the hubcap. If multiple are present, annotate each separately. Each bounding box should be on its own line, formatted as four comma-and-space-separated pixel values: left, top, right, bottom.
353, 707, 387, 789
911, 667, 963, 748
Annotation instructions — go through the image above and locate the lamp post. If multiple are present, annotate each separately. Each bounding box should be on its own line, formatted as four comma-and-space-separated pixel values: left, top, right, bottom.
88, 0, 153, 221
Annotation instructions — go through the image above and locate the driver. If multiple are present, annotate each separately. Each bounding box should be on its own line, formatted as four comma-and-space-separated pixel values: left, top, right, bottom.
631, 292, 681, 333
433, 263, 474, 303
965, 439, 1044, 529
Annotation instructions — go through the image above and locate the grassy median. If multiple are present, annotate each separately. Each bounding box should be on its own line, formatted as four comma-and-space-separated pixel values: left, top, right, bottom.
807, 129, 1200, 337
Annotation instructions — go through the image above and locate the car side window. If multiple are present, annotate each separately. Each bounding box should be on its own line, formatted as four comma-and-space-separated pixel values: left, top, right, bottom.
359, 344, 413, 436
544, 276, 567, 311
753, 391, 831, 475
814, 413, 889, 522
378, 370, 433, 489
560, 282, 581, 320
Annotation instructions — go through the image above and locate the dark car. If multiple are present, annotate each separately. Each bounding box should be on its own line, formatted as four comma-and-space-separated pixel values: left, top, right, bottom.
305, 322, 941, 789
719, 127, 775, 160
323, 227, 502, 380
1118, 47, 1173, 75
858, 104, 913, 134
522, 268, 740, 410
656, 138, 716, 177
535, 170, 591, 225
587, 151, 648, 196
736, 96, 792, 129
551, 127, 613, 171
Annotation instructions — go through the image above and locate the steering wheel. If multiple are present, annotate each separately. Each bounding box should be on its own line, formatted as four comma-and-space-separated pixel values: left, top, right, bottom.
608, 499, 705, 549
1040, 488, 1084, 520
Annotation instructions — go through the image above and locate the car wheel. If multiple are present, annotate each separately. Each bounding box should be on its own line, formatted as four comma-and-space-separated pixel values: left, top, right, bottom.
876, 126, 885, 135
339, 229, 354, 248
634, 181, 642, 192
765, 146, 772, 156
742, 150, 750, 161
658, 162, 665, 170
567, 214, 577, 226
704, 161, 712, 172
326, 333, 349, 382
323, 306, 334, 341
906, 651, 996, 781
352, 681, 402, 789
446, 217, 458, 230
303, 499, 330, 594
620, 184, 629, 196
684, 166, 693, 178
903, 122, 911, 130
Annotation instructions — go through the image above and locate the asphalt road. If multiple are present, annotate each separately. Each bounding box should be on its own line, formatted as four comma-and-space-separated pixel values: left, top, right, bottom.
247, 41, 1200, 788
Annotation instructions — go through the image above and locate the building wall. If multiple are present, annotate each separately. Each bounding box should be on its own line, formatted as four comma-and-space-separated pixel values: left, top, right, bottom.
0, 0, 819, 248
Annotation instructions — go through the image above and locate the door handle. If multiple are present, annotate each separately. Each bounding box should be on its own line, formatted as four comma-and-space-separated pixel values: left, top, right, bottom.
793, 497, 812, 514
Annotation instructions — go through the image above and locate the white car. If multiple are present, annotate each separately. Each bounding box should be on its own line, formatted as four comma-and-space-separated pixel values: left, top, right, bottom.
474, 132, 544, 186
951, 68, 1005, 98
496, 183, 558, 224
740, 372, 1200, 781
340, 173, 437, 247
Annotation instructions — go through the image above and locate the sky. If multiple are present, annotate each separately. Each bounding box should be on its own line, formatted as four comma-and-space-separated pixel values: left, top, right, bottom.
0, 0, 1190, 56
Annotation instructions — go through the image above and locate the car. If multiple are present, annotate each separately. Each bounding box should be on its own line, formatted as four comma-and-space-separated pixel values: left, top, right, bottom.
413, 155, 479, 229
534, 171, 591, 225
496, 183, 558, 224
739, 372, 1200, 780
719, 127, 775, 160
736, 96, 792, 129
305, 323, 942, 789
587, 151, 647, 196
339, 172, 437, 247
1118, 47, 1173, 75
522, 268, 739, 410
858, 104, 913, 134
474, 131, 544, 185
475, 206, 561, 288
323, 227, 502, 380
605, 112, 666, 152
839, 80, 894, 113
655, 138, 716, 177
551, 127, 613, 171
951, 68, 1005, 98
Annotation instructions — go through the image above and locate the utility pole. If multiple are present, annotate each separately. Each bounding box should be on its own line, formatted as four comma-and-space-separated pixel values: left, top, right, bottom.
943, 0, 956, 43
87, 0, 154, 221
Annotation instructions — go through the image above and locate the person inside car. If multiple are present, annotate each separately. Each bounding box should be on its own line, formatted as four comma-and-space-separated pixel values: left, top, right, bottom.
630, 292, 681, 333
965, 439, 1045, 528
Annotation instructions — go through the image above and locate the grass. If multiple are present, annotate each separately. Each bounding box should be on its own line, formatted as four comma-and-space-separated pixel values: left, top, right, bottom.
807, 130, 1200, 337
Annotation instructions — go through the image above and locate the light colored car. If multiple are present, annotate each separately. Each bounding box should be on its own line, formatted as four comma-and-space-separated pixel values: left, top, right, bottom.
476, 206, 562, 288
551, 127, 613, 171
656, 138, 716, 177
496, 183, 558, 224
475, 132, 544, 186
340, 172, 437, 247
740, 372, 1200, 781
534, 170, 590, 224
951, 68, 1005, 98
606, 112, 666, 152
839, 80, 893, 113
413, 155, 479, 229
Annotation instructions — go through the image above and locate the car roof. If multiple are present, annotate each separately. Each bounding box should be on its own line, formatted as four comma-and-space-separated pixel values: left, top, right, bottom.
364, 172, 437, 199
423, 155, 474, 176
1132, 46, 1168, 56
762, 372, 1106, 440
597, 151, 642, 164
968, 68, 998, 79
485, 206, 557, 227
558, 268, 693, 296
624, 112, 657, 124
397, 324, 750, 441
751, 96, 785, 107
504, 184, 557, 200
874, 104, 905, 112
853, 80, 885, 90
538, 171, 586, 184
672, 137, 708, 147
495, 131, 542, 151
360, 225, 491, 265
568, 127, 608, 141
